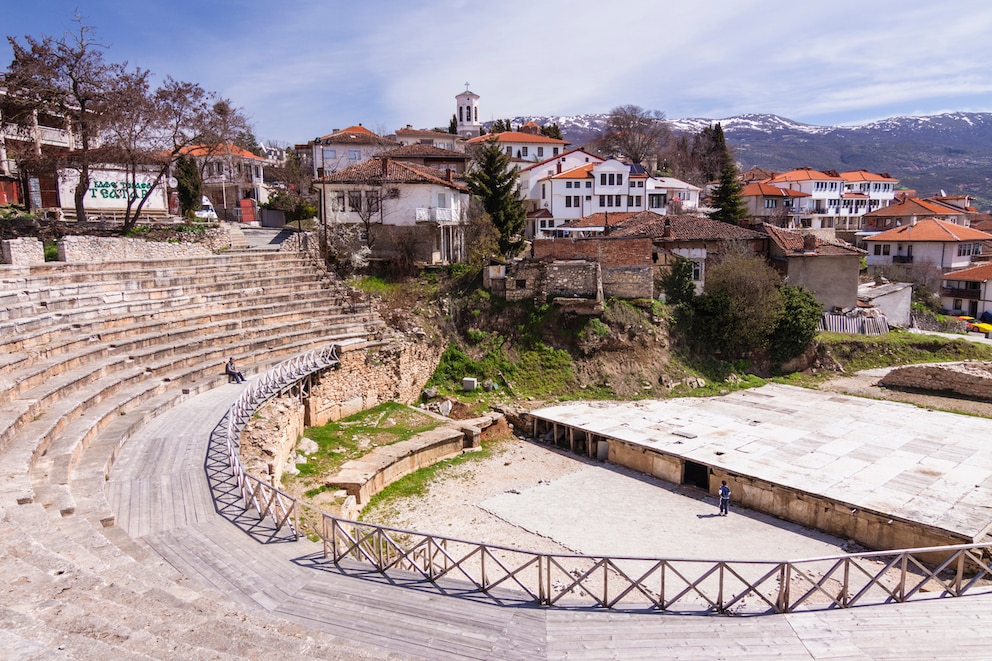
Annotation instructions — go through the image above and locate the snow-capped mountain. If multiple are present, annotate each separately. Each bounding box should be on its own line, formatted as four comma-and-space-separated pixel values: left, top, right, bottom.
495, 111, 992, 208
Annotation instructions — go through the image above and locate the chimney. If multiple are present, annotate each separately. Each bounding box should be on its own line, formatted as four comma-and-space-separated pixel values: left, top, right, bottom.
803, 234, 817, 253
381, 157, 389, 176
910, 215, 917, 226
557, 162, 562, 174
446, 168, 453, 182
663, 218, 673, 238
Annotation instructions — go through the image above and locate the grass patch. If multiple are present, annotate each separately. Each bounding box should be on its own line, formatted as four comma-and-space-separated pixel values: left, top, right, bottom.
817, 329, 992, 372
284, 402, 440, 488
348, 274, 401, 296
360, 439, 502, 519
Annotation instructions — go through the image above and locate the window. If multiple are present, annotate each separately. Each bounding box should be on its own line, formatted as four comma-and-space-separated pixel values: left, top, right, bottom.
330, 192, 345, 212
365, 191, 380, 213
617, 174, 623, 186
565, 181, 572, 189
765, 199, 777, 208
608, 173, 615, 185
553, 148, 559, 156
347, 191, 362, 212
437, 192, 447, 208
600, 173, 607, 185
348, 149, 360, 160
615, 195, 622, 206
637, 181, 644, 188
521, 147, 528, 157
573, 195, 580, 207
634, 195, 641, 207
459, 107, 463, 122
648, 194, 664, 209
585, 181, 591, 188
959, 242, 982, 256
322, 147, 337, 160
691, 261, 702, 281
537, 147, 544, 157
606, 195, 614, 207
565, 196, 572, 208
628, 196, 635, 207
505, 146, 512, 155
873, 244, 882, 255
599, 195, 606, 207
677, 191, 690, 201
954, 299, 963, 311
542, 184, 546, 199
882, 244, 891, 256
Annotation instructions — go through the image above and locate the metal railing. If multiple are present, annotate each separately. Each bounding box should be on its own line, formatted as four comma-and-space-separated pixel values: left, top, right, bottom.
221, 348, 992, 614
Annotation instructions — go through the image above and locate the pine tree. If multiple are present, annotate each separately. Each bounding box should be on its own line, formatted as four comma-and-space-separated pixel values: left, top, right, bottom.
448, 114, 457, 134
540, 122, 563, 140
708, 124, 747, 224
465, 137, 526, 257
175, 154, 202, 217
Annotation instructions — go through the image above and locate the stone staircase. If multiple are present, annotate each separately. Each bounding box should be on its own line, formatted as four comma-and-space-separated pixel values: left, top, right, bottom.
0, 247, 391, 659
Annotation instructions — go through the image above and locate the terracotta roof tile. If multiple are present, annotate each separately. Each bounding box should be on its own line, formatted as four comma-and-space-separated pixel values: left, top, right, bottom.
317, 125, 393, 145
611, 213, 767, 241
864, 197, 962, 218
766, 168, 843, 183
943, 262, 992, 282
315, 158, 467, 191
466, 131, 569, 145
559, 212, 638, 229
763, 224, 864, 256
181, 143, 265, 160
839, 170, 898, 182
866, 218, 992, 243
518, 148, 603, 172
376, 144, 470, 160
740, 182, 810, 198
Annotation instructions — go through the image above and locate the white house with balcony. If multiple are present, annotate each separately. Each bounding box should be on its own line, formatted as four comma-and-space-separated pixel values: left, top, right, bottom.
466, 130, 569, 166
394, 126, 464, 152
864, 217, 992, 273
313, 156, 469, 264
764, 167, 898, 230
940, 262, 992, 318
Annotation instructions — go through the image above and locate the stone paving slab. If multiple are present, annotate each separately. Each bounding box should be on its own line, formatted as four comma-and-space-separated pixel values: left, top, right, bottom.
531, 383, 992, 540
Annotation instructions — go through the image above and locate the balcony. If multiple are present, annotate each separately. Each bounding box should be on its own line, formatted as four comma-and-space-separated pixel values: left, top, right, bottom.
892, 255, 914, 264
415, 207, 459, 223
941, 287, 981, 300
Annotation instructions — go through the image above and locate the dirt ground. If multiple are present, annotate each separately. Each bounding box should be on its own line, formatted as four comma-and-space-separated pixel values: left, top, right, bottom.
362, 367, 992, 563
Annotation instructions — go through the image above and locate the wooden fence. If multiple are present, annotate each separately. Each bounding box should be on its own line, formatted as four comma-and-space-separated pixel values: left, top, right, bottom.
222, 345, 992, 615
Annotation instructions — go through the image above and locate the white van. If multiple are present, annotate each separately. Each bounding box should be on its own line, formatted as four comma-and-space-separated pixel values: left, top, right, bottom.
194, 196, 217, 220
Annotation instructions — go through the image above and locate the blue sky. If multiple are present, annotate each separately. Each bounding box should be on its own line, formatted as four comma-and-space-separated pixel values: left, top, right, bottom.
5, 1, 992, 145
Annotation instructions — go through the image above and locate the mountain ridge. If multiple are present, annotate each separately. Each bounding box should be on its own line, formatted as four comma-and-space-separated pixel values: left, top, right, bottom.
498, 111, 992, 209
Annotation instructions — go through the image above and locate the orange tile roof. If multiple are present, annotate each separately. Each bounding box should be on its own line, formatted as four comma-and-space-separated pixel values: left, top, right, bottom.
518, 148, 603, 172
763, 224, 864, 256
317, 125, 392, 145
767, 167, 843, 183
864, 197, 963, 218
840, 170, 897, 182
866, 218, 992, 243
741, 182, 810, 198
466, 131, 569, 145
315, 158, 467, 191
942, 262, 992, 282
548, 163, 595, 180
180, 143, 265, 160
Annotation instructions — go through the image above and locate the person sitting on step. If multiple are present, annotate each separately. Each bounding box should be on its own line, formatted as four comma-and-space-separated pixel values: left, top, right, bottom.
226, 357, 246, 383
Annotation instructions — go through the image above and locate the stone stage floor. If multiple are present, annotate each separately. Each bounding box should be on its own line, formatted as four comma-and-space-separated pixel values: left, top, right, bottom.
530, 383, 992, 543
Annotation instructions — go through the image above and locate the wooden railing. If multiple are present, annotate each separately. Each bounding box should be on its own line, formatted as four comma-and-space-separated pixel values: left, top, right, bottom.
221, 348, 992, 614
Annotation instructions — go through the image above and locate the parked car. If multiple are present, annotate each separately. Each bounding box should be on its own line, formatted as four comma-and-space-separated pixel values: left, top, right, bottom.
194, 196, 217, 220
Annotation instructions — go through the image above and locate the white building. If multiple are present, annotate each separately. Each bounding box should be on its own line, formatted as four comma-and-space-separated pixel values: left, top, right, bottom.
455, 88, 481, 138
309, 125, 395, 179
394, 126, 463, 152
765, 168, 898, 230
864, 217, 992, 272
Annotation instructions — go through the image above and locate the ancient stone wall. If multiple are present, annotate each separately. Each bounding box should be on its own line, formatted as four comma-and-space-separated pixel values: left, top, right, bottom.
879, 362, 992, 401
1, 237, 45, 265
545, 260, 600, 300
57, 235, 214, 262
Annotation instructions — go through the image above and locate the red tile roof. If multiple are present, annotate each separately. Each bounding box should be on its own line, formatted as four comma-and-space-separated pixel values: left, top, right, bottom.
395, 127, 459, 139
763, 224, 864, 256
548, 163, 595, 180
180, 143, 265, 160
518, 148, 603, 172
610, 213, 767, 241
317, 125, 393, 145
740, 182, 810, 198
466, 131, 569, 145
376, 144, 470, 160
942, 262, 992, 282
864, 197, 966, 218
767, 168, 843, 183
840, 170, 897, 182
559, 212, 638, 229
315, 158, 467, 191
866, 218, 992, 243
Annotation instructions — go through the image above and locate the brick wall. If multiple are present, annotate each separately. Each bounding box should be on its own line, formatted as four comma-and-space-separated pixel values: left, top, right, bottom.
533, 236, 653, 266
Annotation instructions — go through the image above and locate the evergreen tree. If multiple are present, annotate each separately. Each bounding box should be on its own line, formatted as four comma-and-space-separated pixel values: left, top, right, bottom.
659, 258, 696, 306
175, 154, 202, 217
464, 137, 526, 257
448, 114, 457, 134
708, 124, 747, 224
540, 122, 563, 140
769, 286, 822, 362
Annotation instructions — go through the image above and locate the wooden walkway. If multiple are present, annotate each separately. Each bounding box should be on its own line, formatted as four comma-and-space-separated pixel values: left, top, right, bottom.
106, 385, 992, 660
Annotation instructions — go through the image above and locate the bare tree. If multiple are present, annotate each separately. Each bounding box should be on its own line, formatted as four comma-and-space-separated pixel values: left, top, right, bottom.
601, 105, 671, 167
5, 18, 119, 221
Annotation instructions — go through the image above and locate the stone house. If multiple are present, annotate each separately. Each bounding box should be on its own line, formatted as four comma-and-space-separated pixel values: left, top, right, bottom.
763, 224, 865, 310
313, 155, 469, 265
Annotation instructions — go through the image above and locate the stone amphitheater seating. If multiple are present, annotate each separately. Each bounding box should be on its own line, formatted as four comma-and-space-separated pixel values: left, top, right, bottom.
0, 246, 389, 658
